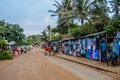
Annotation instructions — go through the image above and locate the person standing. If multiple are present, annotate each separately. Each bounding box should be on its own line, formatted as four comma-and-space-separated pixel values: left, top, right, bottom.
108, 46, 118, 67
13, 45, 18, 56
53, 45, 57, 55
48, 46, 51, 55
44, 46, 48, 56
100, 39, 107, 62
20, 47, 23, 54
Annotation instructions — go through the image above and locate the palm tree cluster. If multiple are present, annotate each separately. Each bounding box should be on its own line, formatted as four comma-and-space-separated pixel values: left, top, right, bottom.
41, 25, 62, 42
48, 0, 120, 39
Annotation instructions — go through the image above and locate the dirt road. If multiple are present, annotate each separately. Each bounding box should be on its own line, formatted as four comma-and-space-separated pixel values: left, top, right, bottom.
0, 48, 81, 80
0, 48, 115, 80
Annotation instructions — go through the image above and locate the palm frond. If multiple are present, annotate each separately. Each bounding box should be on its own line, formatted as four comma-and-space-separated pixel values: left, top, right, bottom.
54, 0, 62, 8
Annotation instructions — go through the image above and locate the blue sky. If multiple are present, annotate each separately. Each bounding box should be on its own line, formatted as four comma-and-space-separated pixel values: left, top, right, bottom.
0, 0, 61, 36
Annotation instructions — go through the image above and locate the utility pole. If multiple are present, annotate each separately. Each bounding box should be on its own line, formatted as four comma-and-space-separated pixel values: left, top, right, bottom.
47, 25, 51, 41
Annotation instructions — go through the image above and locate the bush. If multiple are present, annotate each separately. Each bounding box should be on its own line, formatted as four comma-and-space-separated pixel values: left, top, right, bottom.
0, 50, 13, 60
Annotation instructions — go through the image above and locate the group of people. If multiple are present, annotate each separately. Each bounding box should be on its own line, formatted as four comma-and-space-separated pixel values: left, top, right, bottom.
9, 45, 28, 56
44, 44, 57, 56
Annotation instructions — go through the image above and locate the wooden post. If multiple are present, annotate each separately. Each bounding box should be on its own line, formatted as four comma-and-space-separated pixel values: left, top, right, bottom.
99, 47, 101, 62
106, 34, 108, 66
117, 38, 120, 65
96, 35, 101, 62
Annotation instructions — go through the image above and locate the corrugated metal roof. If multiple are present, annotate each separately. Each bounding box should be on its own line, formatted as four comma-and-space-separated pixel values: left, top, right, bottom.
81, 31, 106, 38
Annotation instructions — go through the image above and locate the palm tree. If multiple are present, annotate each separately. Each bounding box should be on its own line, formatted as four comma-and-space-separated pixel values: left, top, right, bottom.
73, 0, 95, 24
89, 0, 110, 31
41, 30, 48, 42
49, 0, 73, 34
49, 0, 110, 35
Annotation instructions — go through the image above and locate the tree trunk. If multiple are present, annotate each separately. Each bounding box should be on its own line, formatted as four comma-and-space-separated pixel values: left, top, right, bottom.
81, 18, 84, 25
68, 23, 70, 35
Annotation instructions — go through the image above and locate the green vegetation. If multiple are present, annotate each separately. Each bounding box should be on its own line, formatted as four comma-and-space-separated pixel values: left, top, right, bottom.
0, 50, 13, 60
0, 20, 25, 60
0, 19, 25, 46
26, 35, 41, 45
45, 0, 120, 40
105, 18, 120, 37
0, 37, 8, 50
0, 37, 13, 60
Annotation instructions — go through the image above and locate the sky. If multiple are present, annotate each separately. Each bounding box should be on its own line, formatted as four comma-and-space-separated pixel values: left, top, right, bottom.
0, 0, 61, 36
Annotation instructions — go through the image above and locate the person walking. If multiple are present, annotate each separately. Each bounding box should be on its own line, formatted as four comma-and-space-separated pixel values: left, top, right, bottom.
20, 47, 23, 54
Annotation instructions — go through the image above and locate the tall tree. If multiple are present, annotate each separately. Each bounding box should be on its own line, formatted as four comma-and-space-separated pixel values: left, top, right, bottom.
49, 0, 73, 34
0, 20, 25, 45
73, 0, 95, 24
89, 0, 110, 31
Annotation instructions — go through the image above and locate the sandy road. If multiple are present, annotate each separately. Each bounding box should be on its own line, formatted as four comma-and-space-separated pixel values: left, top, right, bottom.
0, 47, 118, 80
47, 56, 113, 80
0, 48, 81, 80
